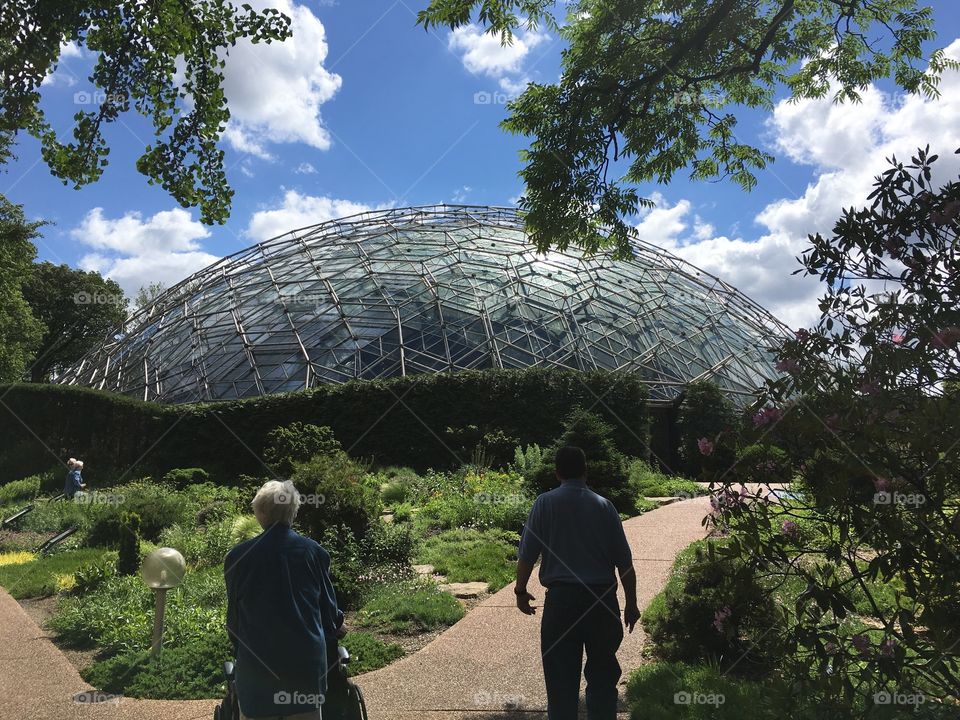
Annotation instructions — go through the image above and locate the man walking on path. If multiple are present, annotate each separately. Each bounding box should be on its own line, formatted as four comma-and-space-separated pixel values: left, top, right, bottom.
515, 446, 640, 720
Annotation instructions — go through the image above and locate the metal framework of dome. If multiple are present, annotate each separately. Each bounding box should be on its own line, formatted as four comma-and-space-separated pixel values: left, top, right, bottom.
60, 205, 789, 405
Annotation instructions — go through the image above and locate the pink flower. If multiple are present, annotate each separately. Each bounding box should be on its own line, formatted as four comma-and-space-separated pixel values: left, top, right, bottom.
880, 637, 897, 658
781, 520, 799, 538
859, 380, 880, 396
794, 329, 810, 342
713, 606, 732, 633
752, 407, 782, 428
851, 634, 872, 657
891, 333, 905, 344
883, 239, 901, 258
873, 476, 891, 493
697, 438, 714, 456
930, 199, 960, 225
932, 327, 960, 349
775, 358, 800, 375
824, 641, 839, 655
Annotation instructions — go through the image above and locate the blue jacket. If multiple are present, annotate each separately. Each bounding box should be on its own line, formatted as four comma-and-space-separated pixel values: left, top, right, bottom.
224, 524, 343, 718
64, 470, 83, 498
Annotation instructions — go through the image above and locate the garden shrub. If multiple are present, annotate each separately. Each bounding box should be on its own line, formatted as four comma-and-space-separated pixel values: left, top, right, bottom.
263, 421, 342, 476
116, 512, 141, 576
161, 467, 209, 489
391, 502, 413, 523
356, 578, 465, 634
415, 528, 518, 591
0, 368, 650, 480
511, 443, 544, 477
676, 380, 738, 478
641, 540, 783, 674
734, 444, 793, 485
531, 409, 635, 513
404, 466, 532, 535
363, 521, 414, 567
71, 554, 117, 595
628, 460, 707, 499
0, 475, 41, 505
293, 452, 381, 541
159, 518, 236, 570
82, 630, 233, 699
229, 515, 262, 545
379, 479, 409, 506
85, 482, 187, 546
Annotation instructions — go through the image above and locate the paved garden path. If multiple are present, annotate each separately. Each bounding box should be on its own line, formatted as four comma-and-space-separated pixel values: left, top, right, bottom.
0, 496, 712, 720
357, 495, 713, 719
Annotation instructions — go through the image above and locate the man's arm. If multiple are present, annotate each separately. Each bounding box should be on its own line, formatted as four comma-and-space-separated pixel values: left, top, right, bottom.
515, 557, 536, 615
618, 564, 640, 632
515, 499, 543, 615
224, 552, 240, 654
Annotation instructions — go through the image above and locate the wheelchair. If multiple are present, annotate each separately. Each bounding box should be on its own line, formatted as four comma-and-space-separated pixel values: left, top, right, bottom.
214, 644, 368, 720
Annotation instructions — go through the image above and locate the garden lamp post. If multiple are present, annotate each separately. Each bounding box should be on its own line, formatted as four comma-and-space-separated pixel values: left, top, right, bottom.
141, 547, 186, 658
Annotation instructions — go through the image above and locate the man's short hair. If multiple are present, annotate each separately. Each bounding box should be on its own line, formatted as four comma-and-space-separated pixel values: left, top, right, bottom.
555, 446, 587, 480
251, 480, 301, 528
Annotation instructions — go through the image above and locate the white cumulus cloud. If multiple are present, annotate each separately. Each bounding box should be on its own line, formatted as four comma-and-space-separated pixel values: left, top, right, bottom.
246, 191, 379, 241
448, 23, 549, 95
220, 0, 342, 159
638, 38, 960, 330
71, 208, 218, 297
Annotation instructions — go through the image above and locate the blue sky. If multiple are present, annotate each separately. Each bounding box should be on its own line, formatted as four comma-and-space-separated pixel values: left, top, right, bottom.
5, 0, 960, 327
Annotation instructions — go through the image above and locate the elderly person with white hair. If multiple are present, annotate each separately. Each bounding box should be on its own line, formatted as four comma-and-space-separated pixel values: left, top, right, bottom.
225, 480, 345, 720
64, 458, 86, 499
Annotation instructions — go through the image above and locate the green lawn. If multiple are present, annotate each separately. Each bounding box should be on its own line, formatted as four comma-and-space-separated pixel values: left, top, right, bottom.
0, 548, 106, 598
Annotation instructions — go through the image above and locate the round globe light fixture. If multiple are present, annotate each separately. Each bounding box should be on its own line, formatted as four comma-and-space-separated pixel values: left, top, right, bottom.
141, 546, 186, 589
140, 547, 186, 656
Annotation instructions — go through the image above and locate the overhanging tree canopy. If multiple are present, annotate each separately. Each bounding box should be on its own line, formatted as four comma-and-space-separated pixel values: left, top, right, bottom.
418, 0, 958, 256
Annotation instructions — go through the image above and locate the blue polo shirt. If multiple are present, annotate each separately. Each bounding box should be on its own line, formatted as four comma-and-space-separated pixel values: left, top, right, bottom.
518, 479, 633, 587
225, 523, 343, 718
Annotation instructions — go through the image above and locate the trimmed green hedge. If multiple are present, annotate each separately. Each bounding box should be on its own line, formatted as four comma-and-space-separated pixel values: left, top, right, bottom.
0, 368, 652, 482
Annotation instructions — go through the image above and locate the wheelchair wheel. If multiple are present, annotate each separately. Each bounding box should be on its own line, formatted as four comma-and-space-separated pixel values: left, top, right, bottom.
347, 682, 368, 720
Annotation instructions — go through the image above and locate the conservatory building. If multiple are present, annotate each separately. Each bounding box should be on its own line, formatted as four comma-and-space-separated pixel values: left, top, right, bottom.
59, 205, 788, 405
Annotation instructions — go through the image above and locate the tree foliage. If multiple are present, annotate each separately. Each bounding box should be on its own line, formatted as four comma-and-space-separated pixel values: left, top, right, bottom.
0, 194, 43, 382
22, 261, 127, 382
0, 1, 292, 224
418, 0, 957, 256
708, 148, 960, 705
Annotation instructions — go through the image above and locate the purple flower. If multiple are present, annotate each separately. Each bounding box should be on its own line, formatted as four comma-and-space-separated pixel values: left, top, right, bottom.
697, 438, 715, 456
752, 407, 782, 428
859, 379, 880, 396
781, 520, 799, 538
713, 606, 732, 633
932, 326, 960, 349
880, 637, 897, 657
930, 199, 960, 225
794, 329, 810, 342
873, 476, 890, 493
824, 641, 839, 655
851, 634, 872, 657
775, 358, 800, 375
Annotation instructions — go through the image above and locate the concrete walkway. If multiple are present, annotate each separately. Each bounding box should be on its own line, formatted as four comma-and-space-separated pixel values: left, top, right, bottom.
0, 496, 711, 720
358, 496, 712, 718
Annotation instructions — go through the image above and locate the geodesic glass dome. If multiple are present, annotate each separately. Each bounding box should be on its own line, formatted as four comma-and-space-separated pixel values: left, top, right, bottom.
60, 205, 789, 405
